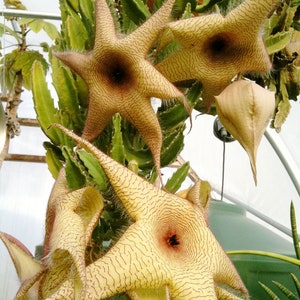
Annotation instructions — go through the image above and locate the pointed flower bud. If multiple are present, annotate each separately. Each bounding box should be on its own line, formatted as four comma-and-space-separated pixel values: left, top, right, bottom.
215, 80, 275, 184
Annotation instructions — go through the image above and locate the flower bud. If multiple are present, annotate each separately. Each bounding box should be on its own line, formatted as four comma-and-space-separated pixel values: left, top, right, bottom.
215, 80, 275, 184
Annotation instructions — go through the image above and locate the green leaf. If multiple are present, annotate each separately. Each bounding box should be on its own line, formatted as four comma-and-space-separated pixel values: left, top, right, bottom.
40, 42, 50, 52
31, 60, 62, 144
51, 57, 84, 129
228, 250, 300, 266
181, 2, 194, 19
45, 145, 63, 178
286, 5, 299, 29
291, 273, 300, 296
0, 50, 19, 92
158, 82, 201, 130
66, 0, 79, 11
266, 3, 296, 35
272, 281, 298, 299
272, 73, 291, 132
18, 18, 43, 31
123, 121, 185, 170
65, 15, 88, 51
165, 162, 190, 193
41, 21, 60, 40
195, 0, 223, 13
266, 31, 292, 55
79, 0, 94, 22
284, 66, 300, 101
292, 21, 300, 31
123, 134, 153, 169
127, 160, 139, 174
290, 202, 300, 260
110, 114, 125, 164
160, 124, 185, 167
0, 24, 20, 41
259, 282, 280, 300
75, 75, 88, 108
59, 0, 74, 24
78, 0, 94, 46
77, 150, 109, 192
18, 18, 59, 40
291, 0, 300, 6
172, 0, 197, 18
14, 50, 48, 90
158, 100, 188, 130
63, 147, 86, 189
120, 0, 151, 26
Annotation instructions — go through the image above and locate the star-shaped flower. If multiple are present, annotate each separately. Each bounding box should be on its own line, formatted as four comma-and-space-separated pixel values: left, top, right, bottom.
156, 0, 279, 109
54, 0, 186, 179
0, 172, 104, 299
51, 124, 249, 299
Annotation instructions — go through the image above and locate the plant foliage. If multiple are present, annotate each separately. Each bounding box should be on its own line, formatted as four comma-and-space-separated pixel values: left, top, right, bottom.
0, 0, 299, 298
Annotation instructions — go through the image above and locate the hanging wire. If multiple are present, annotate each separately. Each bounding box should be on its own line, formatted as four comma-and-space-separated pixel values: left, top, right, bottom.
213, 117, 235, 201
220, 139, 226, 201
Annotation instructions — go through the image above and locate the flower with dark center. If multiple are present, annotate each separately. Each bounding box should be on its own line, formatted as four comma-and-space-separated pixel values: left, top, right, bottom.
0, 125, 249, 299
156, 0, 279, 109
46, 125, 249, 299
54, 0, 187, 180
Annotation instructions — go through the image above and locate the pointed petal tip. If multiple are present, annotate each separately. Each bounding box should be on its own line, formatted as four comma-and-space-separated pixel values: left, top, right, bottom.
0, 232, 42, 284
52, 51, 71, 66
52, 50, 65, 60
0, 232, 33, 257
52, 50, 89, 72
249, 155, 258, 186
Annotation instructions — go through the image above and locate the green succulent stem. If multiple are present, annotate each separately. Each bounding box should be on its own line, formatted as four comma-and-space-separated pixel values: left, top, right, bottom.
227, 250, 300, 266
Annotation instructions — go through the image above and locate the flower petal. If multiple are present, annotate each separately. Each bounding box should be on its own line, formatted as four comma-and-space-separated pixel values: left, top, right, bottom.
42, 169, 104, 298
0, 232, 42, 299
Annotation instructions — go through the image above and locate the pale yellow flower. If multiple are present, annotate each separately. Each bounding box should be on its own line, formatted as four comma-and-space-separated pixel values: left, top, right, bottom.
54, 0, 187, 179
50, 124, 249, 300
156, 0, 278, 109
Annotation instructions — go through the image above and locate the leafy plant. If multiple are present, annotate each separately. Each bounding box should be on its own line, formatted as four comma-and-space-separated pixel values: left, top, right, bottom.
259, 202, 300, 299
0, 0, 58, 163
29, 0, 200, 267
0, 0, 300, 298
228, 202, 300, 299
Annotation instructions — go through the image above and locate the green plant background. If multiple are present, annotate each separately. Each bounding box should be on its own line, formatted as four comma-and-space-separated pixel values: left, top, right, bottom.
0, 0, 300, 298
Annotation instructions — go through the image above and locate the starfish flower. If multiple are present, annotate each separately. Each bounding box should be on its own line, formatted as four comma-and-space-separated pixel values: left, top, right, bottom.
54, 0, 186, 179
52, 124, 248, 300
156, 0, 278, 109
0, 171, 104, 299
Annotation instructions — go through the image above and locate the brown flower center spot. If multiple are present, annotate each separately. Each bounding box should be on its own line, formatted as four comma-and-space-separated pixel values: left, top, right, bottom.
204, 33, 236, 61
166, 233, 180, 248
158, 225, 183, 256
101, 52, 134, 88
210, 36, 228, 53
109, 62, 128, 85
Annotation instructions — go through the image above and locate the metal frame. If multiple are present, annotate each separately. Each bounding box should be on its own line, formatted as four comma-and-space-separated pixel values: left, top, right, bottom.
265, 128, 300, 198
0, 8, 60, 163
213, 186, 297, 238
1, 8, 61, 20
